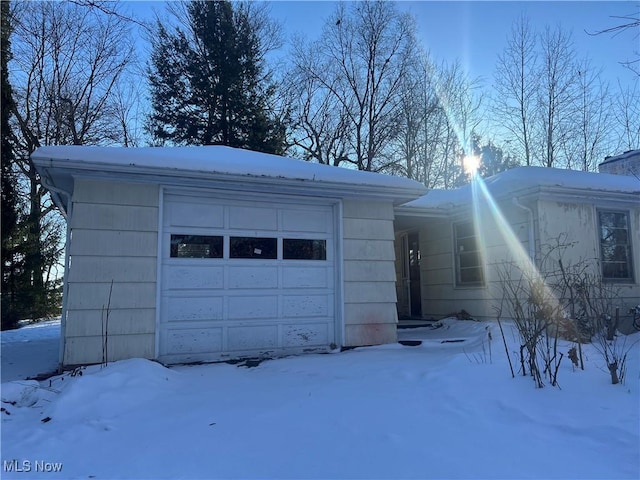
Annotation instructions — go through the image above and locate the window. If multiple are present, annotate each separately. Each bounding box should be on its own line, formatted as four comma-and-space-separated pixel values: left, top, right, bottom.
170, 235, 223, 258
454, 221, 484, 286
230, 237, 277, 259
283, 239, 327, 260
598, 211, 634, 281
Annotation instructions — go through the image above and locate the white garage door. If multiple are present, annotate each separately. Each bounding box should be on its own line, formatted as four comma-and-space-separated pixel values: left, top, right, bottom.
158, 191, 338, 363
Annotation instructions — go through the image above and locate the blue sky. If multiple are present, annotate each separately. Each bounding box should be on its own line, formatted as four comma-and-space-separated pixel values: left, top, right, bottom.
265, 1, 639, 89
131, 1, 638, 92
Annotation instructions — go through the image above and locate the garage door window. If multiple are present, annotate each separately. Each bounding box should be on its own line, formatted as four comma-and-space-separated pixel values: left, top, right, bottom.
230, 237, 277, 259
283, 239, 327, 260
171, 235, 223, 258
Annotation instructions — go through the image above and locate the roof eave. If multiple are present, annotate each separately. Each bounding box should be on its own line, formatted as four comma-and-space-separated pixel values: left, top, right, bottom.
33, 158, 426, 206
395, 183, 639, 216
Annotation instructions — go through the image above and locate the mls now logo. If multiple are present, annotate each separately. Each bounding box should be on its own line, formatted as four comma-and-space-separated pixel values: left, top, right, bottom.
3, 459, 63, 473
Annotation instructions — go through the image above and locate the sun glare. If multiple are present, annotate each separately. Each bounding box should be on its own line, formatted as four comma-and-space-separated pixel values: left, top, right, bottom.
463, 155, 481, 176
470, 174, 562, 315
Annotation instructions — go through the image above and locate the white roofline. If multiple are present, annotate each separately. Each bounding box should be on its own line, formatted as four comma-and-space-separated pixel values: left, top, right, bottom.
398, 166, 640, 214
32, 145, 427, 210
600, 149, 640, 165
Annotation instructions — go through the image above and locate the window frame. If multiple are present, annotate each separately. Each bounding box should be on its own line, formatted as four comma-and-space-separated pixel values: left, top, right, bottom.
169, 234, 224, 259
167, 233, 330, 262
283, 238, 327, 261
597, 209, 635, 282
229, 236, 278, 259
453, 220, 485, 287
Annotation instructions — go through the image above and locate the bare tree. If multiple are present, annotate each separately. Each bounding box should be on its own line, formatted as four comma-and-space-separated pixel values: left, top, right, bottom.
491, 15, 538, 166
286, 40, 352, 166
394, 51, 444, 184
11, 1, 135, 150
392, 52, 482, 188
537, 25, 578, 168
112, 72, 147, 148
8, 1, 135, 317
289, 1, 417, 172
613, 80, 640, 151
588, 11, 640, 76
564, 59, 613, 171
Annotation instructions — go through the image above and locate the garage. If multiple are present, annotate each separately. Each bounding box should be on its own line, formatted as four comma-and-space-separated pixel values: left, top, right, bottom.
159, 190, 338, 363
31, 144, 427, 366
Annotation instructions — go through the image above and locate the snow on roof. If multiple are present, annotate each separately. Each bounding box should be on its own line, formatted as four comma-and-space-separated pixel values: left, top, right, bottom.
402, 166, 640, 211
32, 145, 426, 194
600, 149, 640, 165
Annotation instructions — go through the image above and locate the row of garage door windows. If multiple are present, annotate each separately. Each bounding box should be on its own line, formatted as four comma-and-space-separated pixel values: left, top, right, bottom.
170, 235, 327, 260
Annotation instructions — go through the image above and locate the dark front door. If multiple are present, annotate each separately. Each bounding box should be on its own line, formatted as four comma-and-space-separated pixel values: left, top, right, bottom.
408, 232, 422, 317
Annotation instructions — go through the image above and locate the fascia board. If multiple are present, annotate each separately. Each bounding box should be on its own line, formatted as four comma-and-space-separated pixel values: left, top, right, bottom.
522, 186, 640, 206
394, 206, 450, 218
397, 184, 639, 217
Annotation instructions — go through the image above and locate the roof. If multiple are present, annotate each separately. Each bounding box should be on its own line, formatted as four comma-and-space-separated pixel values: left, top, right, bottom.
600, 149, 640, 166
32, 145, 427, 212
399, 166, 640, 213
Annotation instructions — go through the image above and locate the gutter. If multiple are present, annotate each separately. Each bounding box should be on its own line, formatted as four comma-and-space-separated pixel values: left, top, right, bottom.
30, 158, 427, 205
39, 171, 72, 371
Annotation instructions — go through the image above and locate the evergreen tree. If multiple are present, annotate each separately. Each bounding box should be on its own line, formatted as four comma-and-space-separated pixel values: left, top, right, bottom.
478, 141, 520, 178
1, 0, 22, 329
147, 0, 285, 154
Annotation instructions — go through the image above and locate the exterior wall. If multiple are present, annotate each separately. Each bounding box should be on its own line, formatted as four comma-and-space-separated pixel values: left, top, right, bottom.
536, 200, 599, 265
64, 179, 159, 365
418, 201, 531, 321
342, 200, 398, 346
415, 195, 639, 330
598, 150, 640, 177
537, 199, 640, 333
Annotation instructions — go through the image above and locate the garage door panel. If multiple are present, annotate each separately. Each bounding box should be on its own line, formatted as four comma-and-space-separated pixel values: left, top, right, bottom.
227, 296, 278, 319
228, 266, 278, 289
281, 209, 331, 233
163, 327, 223, 355
160, 193, 337, 362
165, 296, 223, 322
229, 206, 277, 230
165, 202, 224, 228
227, 325, 278, 351
283, 295, 331, 318
282, 267, 331, 288
163, 265, 224, 290
283, 323, 329, 347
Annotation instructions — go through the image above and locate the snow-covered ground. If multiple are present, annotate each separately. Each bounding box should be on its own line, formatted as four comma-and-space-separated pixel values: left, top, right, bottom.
1, 319, 60, 382
1, 319, 639, 479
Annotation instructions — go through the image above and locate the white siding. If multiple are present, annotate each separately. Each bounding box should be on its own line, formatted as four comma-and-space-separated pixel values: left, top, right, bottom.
416, 196, 640, 329
64, 179, 159, 365
342, 200, 398, 346
418, 201, 531, 321
537, 199, 640, 333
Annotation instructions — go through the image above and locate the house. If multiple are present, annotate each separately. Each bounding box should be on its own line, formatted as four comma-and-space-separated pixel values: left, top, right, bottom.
32, 145, 426, 366
599, 149, 640, 177
34, 145, 640, 367
394, 166, 640, 332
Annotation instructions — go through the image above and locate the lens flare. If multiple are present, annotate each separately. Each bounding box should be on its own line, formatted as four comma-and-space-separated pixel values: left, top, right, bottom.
463, 155, 481, 176
470, 173, 562, 314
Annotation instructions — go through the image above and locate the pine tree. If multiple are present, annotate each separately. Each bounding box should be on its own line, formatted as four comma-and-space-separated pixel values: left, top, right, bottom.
147, 0, 285, 154
1, 0, 22, 329
478, 141, 520, 178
